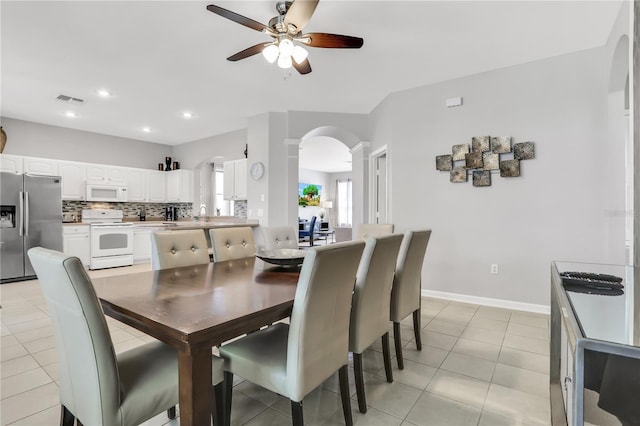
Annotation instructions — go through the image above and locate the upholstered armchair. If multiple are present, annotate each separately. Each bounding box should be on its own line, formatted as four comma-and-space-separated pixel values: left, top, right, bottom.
298, 216, 317, 246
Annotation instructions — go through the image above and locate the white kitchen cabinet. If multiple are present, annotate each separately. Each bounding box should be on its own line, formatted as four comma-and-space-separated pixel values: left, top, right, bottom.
23, 157, 59, 176
126, 168, 146, 202
147, 171, 166, 203
0, 154, 24, 174
166, 169, 192, 202
223, 159, 247, 200
59, 161, 86, 200
63, 225, 90, 268
133, 228, 153, 264
86, 164, 128, 184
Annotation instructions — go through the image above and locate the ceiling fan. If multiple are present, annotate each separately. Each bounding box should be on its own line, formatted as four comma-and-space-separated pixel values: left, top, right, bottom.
206, 0, 363, 75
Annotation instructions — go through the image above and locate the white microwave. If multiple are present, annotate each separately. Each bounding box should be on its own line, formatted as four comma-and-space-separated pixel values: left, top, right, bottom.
86, 183, 128, 202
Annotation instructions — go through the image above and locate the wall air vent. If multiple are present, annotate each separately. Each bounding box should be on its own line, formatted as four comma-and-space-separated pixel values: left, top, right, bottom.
56, 94, 85, 104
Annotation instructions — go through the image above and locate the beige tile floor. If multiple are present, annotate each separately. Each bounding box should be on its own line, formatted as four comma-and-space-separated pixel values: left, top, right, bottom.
1, 264, 552, 426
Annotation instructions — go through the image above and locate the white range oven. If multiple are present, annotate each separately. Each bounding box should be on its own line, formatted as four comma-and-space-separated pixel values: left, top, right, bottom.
82, 209, 133, 270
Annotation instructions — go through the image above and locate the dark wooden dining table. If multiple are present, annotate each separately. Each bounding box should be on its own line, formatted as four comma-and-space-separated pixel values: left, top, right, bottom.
92, 257, 300, 426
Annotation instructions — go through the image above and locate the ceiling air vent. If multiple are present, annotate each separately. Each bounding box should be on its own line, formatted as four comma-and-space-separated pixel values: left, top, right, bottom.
56, 94, 85, 104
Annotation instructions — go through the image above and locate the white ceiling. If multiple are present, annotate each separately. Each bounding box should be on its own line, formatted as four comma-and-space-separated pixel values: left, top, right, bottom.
1, 1, 622, 150
299, 136, 352, 172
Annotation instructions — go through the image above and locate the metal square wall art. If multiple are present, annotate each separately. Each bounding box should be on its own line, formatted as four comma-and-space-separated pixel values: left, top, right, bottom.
514, 142, 535, 160
452, 144, 470, 161
473, 170, 491, 187
450, 166, 468, 183
436, 155, 453, 171
472, 136, 490, 153
491, 136, 512, 154
500, 159, 520, 177
465, 152, 483, 169
482, 152, 499, 170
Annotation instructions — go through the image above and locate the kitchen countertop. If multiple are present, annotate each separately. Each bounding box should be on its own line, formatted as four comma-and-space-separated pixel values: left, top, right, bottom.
63, 219, 259, 229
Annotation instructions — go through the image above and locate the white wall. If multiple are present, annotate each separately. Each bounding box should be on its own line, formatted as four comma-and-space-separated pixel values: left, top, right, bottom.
370, 47, 609, 306
171, 128, 246, 170
0, 117, 172, 169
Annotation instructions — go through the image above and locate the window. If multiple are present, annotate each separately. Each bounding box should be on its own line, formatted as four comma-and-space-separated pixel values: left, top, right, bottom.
215, 168, 233, 216
337, 179, 352, 227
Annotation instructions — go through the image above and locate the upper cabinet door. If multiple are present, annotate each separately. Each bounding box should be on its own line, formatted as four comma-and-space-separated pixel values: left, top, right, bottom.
126, 168, 146, 202
86, 164, 127, 184
23, 157, 59, 176
147, 171, 166, 203
59, 161, 86, 200
166, 170, 192, 202
0, 154, 24, 174
234, 159, 247, 200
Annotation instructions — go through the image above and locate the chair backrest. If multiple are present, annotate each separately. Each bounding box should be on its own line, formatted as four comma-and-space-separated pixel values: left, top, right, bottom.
27, 247, 120, 426
256, 226, 298, 250
209, 227, 256, 262
349, 234, 404, 354
150, 229, 210, 270
355, 223, 394, 240
286, 240, 365, 401
299, 216, 317, 237
390, 230, 432, 322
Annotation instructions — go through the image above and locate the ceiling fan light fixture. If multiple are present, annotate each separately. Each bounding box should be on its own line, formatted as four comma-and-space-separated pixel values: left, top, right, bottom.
262, 44, 279, 63
277, 52, 292, 69
278, 38, 294, 56
292, 45, 308, 64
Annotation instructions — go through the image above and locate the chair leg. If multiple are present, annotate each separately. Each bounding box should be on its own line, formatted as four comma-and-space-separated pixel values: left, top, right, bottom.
353, 353, 367, 413
212, 382, 225, 426
393, 322, 404, 370
167, 406, 176, 420
224, 371, 234, 426
413, 309, 422, 351
339, 364, 354, 426
381, 332, 393, 383
76, 421, 84, 426
291, 400, 304, 426
60, 406, 74, 426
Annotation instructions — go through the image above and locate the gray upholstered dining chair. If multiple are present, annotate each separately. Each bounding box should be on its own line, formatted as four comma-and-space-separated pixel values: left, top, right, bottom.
209, 227, 256, 262
349, 233, 404, 413
150, 229, 210, 270
27, 247, 225, 426
355, 223, 394, 240
390, 230, 432, 369
220, 240, 366, 426
256, 225, 299, 250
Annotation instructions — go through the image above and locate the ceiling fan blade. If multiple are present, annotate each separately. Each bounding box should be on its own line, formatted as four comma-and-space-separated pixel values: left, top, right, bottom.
206, 4, 269, 33
303, 33, 364, 48
227, 43, 270, 61
284, 0, 319, 32
293, 58, 312, 75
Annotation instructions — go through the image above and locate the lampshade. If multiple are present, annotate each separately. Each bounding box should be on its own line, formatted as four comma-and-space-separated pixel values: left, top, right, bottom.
291, 45, 308, 64
322, 201, 333, 209
277, 53, 292, 69
278, 39, 294, 56
262, 45, 279, 63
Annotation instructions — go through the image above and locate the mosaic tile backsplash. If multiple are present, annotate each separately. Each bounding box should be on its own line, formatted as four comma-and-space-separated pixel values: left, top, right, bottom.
63, 201, 193, 220
63, 200, 248, 220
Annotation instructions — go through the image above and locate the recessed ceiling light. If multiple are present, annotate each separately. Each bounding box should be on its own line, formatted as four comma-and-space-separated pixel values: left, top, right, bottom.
142, 126, 152, 133
65, 111, 77, 118
182, 112, 193, 119
96, 89, 111, 97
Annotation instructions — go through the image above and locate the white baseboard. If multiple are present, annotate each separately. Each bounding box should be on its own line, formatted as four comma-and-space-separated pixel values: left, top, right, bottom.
421, 289, 550, 315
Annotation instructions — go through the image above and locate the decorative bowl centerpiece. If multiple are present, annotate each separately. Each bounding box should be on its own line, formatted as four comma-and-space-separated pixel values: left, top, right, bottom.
255, 248, 307, 267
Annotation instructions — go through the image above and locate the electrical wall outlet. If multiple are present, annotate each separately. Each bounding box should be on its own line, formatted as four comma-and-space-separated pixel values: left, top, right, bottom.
491, 264, 499, 274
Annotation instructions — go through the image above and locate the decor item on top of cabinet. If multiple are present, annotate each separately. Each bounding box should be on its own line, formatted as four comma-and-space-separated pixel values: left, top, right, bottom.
173, 161, 180, 170
435, 136, 535, 187
0, 127, 6, 153
158, 163, 164, 171
244, 144, 248, 159
165, 157, 172, 171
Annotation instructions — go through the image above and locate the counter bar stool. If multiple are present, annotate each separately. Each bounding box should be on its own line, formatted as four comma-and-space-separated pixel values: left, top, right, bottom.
349, 234, 404, 413
390, 230, 432, 370
209, 227, 256, 262
27, 247, 225, 426
220, 241, 366, 426
150, 229, 210, 270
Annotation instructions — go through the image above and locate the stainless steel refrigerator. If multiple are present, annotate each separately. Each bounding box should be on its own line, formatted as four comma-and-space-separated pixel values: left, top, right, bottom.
1, 172, 62, 283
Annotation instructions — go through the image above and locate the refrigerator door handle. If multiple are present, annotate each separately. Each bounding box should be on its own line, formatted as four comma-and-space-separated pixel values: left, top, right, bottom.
24, 192, 29, 236
19, 191, 24, 237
